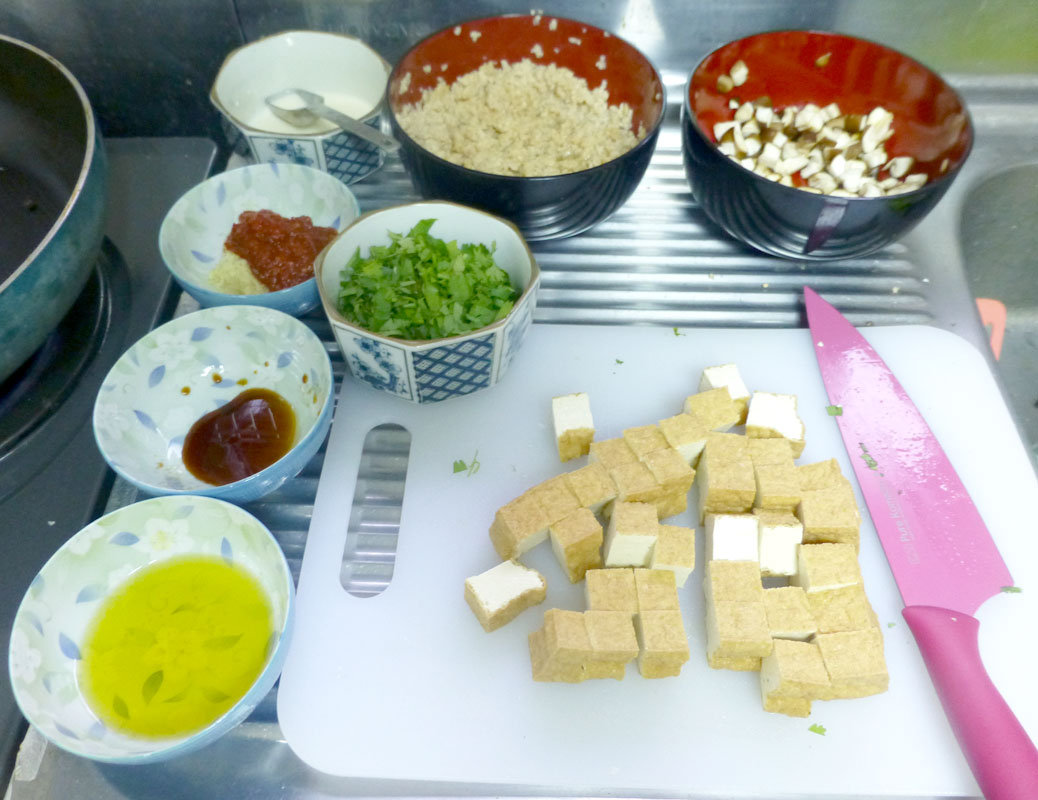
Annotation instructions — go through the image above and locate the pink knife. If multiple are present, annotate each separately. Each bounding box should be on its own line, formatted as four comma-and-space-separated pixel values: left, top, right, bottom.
803, 287, 1038, 800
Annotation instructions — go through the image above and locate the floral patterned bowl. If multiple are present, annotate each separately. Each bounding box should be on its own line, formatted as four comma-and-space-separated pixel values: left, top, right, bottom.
8, 495, 294, 763
158, 163, 360, 316
314, 200, 540, 404
93, 305, 333, 503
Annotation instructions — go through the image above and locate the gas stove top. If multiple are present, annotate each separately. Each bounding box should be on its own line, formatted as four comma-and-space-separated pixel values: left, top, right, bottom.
0, 138, 216, 784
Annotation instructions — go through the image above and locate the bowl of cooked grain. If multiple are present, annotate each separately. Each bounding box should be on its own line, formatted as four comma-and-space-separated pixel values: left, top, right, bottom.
386, 13, 665, 241
159, 163, 361, 316
682, 30, 973, 260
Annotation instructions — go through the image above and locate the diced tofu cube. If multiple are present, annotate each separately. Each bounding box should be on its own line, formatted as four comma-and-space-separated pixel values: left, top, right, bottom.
760, 639, 831, 715
706, 513, 759, 562
641, 446, 695, 495
623, 424, 669, 457
746, 437, 795, 467
792, 543, 863, 592
755, 509, 804, 577
706, 600, 773, 662
703, 559, 764, 603
650, 524, 695, 587
815, 628, 889, 698
529, 608, 594, 683
697, 433, 756, 521
635, 609, 691, 678
683, 387, 741, 432
583, 661, 627, 680
603, 501, 659, 567
528, 475, 581, 526
549, 507, 603, 583
807, 584, 879, 634
796, 458, 845, 491
798, 479, 862, 549
754, 461, 801, 512
464, 559, 547, 632
608, 461, 664, 506
588, 437, 638, 469
584, 567, 638, 614
584, 609, 639, 664
745, 391, 806, 457
699, 363, 751, 424
658, 413, 710, 465
563, 461, 617, 514
708, 653, 763, 671
552, 392, 594, 462
633, 568, 680, 612
489, 492, 551, 559
654, 490, 689, 519
762, 693, 812, 717
762, 586, 816, 640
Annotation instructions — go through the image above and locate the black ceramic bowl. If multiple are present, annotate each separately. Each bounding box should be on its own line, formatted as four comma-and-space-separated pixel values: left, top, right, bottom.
681, 31, 973, 260
386, 14, 665, 241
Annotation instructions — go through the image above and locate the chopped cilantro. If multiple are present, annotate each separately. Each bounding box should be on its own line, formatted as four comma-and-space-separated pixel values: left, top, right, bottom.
615, 358, 624, 365
453, 450, 481, 477
859, 443, 879, 470
672, 327, 685, 336
809, 723, 826, 736
887, 621, 897, 628
826, 405, 843, 416
336, 219, 517, 340
1001, 585, 1022, 594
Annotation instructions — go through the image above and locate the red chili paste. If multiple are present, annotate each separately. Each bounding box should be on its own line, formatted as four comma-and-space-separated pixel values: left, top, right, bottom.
224, 209, 338, 291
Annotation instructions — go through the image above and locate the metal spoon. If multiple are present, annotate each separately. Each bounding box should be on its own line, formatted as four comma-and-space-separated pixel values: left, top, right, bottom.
264, 88, 399, 152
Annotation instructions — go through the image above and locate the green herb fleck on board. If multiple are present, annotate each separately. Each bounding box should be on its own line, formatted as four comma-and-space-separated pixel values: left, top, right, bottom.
615, 358, 624, 365
826, 405, 843, 416
887, 621, 896, 628
453, 450, 481, 476
1001, 585, 1023, 594
859, 443, 879, 470
809, 723, 826, 736
672, 327, 685, 336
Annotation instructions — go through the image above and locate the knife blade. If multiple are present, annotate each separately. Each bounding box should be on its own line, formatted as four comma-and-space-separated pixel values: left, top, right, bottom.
803, 287, 1038, 800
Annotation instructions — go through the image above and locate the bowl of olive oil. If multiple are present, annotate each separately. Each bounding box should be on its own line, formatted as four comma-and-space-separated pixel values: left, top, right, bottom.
8, 495, 294, 762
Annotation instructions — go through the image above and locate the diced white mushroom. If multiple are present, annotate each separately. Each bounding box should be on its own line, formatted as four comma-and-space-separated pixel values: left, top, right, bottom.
808, 172, 838, 193
886, 156, 914, 178
862, 147, 888, 170
755, 105, 774, 125
830, 189, 857, 197
860, 181, 883, 197
799, 160, 823, 179
758, 142, 781, 169
717, 74, 735, 93
775, 155, 809, 175
778, 174, 795, 187
742, 136, 763, 157
741, 119, 761, 137
734, 101, 755, 123
903, 173, 928, 188
827, 153, 848, 178
739, 157, 756, 170
718, 141, 737, 157
714, 121, 738, 141
730, 60, 749, 87
878, 177, 900, 190
728, 98, 740, 109
820, 102, 841, 121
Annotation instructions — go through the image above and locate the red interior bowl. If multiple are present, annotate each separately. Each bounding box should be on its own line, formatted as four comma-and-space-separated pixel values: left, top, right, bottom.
689, 30, 972, 181
390, 14, 663, 138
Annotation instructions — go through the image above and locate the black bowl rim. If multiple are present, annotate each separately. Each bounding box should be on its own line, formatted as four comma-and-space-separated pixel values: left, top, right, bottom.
385, 12, 667, 183
681, 28, 975, 201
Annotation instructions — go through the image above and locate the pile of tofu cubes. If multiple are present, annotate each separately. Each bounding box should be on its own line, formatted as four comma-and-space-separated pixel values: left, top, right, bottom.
463, 363, 888, 714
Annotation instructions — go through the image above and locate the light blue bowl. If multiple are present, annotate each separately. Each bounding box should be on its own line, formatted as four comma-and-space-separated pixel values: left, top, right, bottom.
7, 495, 294, 763
93, 305, 333, 503
158, 162, 360, 316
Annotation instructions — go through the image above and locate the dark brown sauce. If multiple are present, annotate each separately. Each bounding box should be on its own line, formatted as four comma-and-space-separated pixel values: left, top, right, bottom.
182, 388, 296, 485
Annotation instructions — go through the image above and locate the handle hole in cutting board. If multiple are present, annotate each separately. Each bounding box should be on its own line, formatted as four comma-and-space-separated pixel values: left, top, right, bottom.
340, 423, 411, 598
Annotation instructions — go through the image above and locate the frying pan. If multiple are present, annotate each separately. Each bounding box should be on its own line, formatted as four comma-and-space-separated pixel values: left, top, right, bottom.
0, 34, 106, 384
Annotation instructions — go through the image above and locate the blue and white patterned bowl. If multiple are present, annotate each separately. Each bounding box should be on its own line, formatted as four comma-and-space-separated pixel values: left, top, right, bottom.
210, 31, 392, 186
158, 163, 360, 316
314, 201, 540, 404
93, 305, 333, 503
7, 495, 294, 763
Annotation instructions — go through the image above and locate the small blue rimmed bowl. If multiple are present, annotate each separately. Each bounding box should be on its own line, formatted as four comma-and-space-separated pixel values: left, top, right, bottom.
92, 304, 333, 503
158, 162, 360, 316
7, 494, 294, 763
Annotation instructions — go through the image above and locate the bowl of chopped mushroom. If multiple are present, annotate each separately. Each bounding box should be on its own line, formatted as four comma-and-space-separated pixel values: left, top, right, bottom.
681, 30, 974, 260
385, 13, 665, 241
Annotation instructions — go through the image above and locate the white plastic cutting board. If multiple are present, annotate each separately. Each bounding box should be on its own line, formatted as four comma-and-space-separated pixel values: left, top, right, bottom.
277, 323, 1038, 798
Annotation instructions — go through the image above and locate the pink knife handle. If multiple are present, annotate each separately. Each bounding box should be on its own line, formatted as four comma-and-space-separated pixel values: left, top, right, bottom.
903, 605, 1038, 799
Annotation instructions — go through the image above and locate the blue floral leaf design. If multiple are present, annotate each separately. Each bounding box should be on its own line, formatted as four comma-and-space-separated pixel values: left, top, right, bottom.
42, 673, 56, 693
148, 365, 165, 388
331, 215, 341, 228
29, 574, 44, 597
87, 721, 106, 740
191, 250, 215, 264
134, 410, 158, 431
216, 181, 226, 205
169, 435, 185, 448
191, 327, 213, 342
58, 633, 81, 660
173, 504, 194, 520
76, 584, 106, 604
110, 531, 139, 546
277, 352, 293, 368
269, 161, 280, 177
54, 722, 79, 740
22, 611, 43, 636
221, 537, 233, 564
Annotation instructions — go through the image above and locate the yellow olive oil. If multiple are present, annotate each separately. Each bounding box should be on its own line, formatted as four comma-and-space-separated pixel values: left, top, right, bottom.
78, 556, 274, 738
